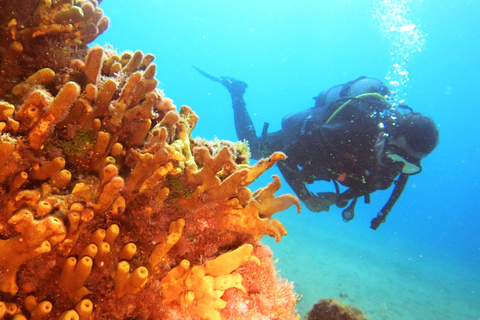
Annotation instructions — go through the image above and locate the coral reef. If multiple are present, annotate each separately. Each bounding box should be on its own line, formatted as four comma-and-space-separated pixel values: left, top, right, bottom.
0, 0, 109, 99
307, 299, 370, 320
0, 0, 301, 319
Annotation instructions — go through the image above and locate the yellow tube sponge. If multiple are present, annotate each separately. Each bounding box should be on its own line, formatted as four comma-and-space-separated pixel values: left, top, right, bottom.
27, 297, 52, 320
253, 174, 301, 218
14, 90, 51, 133
245, 151, 286, 184
160, 245, 260, 320
0, 210, 66, 295
214, 272, 246, 293
58, 310, 80, 320
139, 162, 175, 194
75, 299, 93, 320
2, 302, 18, 318
119, 242, 137, 260
93, 176, 124, 214
123, 148, 169, 196
0, 101, 15, 122
9, 171, 28, 192
88, 229, 111, 261
59, 256, 92, 302
205, 244, 260, 277
0, 134, 16, 171
218, 199, 288, 242
27, 82, 80, 149
122, 50, 144, 75
149, 218, 185, 268
160, 259, 191, 305
114, 261, 149, 297
50, 169, 72, 189
105, 224, 120, 247
29, 157, 65, 180
77, 45, 104, 85
0, 301, 6, 318
184, 266, 226, 320
79, 243, 98, 259
11, 68, 55, 97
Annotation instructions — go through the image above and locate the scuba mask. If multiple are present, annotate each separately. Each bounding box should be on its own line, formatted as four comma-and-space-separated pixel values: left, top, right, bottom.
385, 144, 422, 175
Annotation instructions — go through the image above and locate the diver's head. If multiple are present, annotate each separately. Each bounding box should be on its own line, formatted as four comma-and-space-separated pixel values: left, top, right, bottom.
385, 112, 439, 175
400, 112, 439, 155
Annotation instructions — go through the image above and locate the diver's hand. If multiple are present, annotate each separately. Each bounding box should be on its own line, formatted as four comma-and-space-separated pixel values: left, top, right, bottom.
303, 192, 338, 212
219, 77, 248, 97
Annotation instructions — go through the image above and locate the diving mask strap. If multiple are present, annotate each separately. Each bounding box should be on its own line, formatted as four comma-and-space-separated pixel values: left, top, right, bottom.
370, 173, 408, 230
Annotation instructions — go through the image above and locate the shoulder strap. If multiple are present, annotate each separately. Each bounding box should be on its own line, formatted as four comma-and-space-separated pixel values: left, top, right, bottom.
325, 92, 387, 125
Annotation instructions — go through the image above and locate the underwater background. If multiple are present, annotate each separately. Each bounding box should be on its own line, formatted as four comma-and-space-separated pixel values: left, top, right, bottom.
95, 1, 480, 319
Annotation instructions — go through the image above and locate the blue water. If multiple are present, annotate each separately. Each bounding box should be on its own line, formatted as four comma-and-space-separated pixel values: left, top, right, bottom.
95, 1, 480, 319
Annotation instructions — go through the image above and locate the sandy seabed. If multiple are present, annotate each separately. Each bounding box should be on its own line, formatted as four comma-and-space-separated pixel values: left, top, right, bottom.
263, 207, 480, 320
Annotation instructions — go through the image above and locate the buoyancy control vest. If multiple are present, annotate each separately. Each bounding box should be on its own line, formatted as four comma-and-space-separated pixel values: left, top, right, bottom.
281, 76, 391, 136
279, 77, 408, 229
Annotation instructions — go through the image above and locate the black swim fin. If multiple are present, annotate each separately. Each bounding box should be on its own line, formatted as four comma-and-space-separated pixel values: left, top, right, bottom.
193, 66, 247, 96
192, 66, 222, 83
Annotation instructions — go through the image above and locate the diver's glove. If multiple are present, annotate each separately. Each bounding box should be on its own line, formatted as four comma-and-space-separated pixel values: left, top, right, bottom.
370, 212, 386, 230
302, 192, 338, 212
219, 77, 248, 97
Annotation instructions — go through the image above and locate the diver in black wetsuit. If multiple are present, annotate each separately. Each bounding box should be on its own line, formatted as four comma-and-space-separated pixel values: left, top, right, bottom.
195, 68, 439, 229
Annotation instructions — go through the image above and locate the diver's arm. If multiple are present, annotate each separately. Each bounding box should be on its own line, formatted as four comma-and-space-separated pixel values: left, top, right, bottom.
370, 173, 408, 229
278, 158, 337, 212
277, 160, 310, 200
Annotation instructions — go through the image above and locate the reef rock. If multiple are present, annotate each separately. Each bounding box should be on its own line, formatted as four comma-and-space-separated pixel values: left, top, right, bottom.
0, 0, 300, 319
307, 299, 370, 320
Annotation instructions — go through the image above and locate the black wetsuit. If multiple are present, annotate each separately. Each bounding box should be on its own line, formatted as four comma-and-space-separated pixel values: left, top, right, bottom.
230, 76, 405, 219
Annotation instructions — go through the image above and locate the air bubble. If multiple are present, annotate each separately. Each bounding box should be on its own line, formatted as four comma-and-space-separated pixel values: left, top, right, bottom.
372, 0, 427, 105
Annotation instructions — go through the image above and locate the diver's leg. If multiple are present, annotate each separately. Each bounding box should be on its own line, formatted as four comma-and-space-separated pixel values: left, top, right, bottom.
219, 77, 286, 160
220, 78, 293, 160
194, 67, 261, 151
220, 77, 258, 145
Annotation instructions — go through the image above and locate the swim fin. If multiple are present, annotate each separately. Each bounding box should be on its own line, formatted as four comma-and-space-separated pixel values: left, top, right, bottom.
192, 66, 222, 82
193, 66, 247, 96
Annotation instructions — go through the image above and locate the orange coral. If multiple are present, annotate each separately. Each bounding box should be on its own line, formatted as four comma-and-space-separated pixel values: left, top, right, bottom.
159, 244, 261, 320
149, 219, 185, 269
0, 210, 66, 295
0, 0, 109, 99
0, 1, 301, 319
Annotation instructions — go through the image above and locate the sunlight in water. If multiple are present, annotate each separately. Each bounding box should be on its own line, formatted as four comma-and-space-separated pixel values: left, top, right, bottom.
372, 0, 427, 104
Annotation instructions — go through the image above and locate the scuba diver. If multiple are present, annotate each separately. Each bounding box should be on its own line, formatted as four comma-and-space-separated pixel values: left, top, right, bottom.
195, 67, 439, 229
